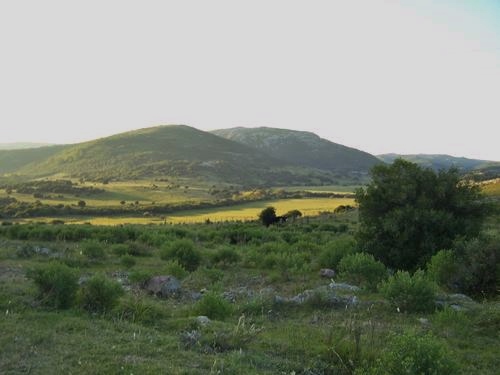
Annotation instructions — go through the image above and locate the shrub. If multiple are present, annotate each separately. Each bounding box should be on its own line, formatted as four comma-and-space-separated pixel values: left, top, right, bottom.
211, 246, 241, 266
115, 296, 167, 325
379, 270, 436, 313
338, 252, 387, 291
80, 240, 106, 261
129, 270, 154, 285
194, 291, 232, 320
319, 236, 357, 269
160, 239, 201, 271
120, 255, 136, 268
355, 332, 458, 375
258, 206, 277, 227
27, 262, 79, 309
78, 274, 123, 313
111, 244, 129, 256
426, 249, 457, 288
165, 260, 189, 279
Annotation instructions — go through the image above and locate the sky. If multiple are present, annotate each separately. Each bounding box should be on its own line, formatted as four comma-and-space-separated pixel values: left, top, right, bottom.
0, 0, 499, 160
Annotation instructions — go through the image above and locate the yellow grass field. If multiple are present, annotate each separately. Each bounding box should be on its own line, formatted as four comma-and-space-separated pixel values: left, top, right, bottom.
20, 197, 355, 225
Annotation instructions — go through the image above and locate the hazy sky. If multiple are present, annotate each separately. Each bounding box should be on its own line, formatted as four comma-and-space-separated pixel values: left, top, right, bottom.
1, 0, 499, 160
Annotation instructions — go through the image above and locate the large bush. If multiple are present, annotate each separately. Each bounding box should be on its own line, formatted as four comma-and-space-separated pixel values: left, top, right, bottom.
379, 270, 436, 313
318, 235, 357, 269
27, 262, 79, 309
426, 249, 457, 289
356, 159, 488, 270
160, 239, 201, 271
356, 332, 458, 375
338, 252, 387, 291
78, 274, 123, 313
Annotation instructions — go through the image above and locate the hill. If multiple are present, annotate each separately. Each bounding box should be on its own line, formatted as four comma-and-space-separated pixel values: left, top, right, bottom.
378, 153, 500, 175
0, 145, 69, 175
212, 127, 381, 175
4, 125, 341, 186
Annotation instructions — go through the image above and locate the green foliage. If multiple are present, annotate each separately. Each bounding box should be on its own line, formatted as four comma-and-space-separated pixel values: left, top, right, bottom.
379, 270, 437, 313
259, 206, 277, 227
356, 159, 488, 270
78, 274, 123, 314
319, 235, 357, 269
356, 332, 458, 375
164, 259, 189, 279
27, 262, 79, 309
194, 291, 233, 320
426, 249, 458, 288
452, 236, 499, 296
115, 296, 168, 325
160, 239, 201, 271
211, 246, 241, 266
338, 252, 387, 291
129, 270, 154, 285
120, 255, 136, 268
80, 240, 106, 261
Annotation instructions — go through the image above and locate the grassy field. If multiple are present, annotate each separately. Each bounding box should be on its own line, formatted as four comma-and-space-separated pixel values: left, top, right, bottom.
15, 197, 356, 225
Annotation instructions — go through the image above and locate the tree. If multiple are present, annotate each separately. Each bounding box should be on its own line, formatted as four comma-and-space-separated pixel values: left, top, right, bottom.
259, 206, 277, 227
356, 159, 488, 270
77, 200, 86, 208
284, 209, 302, 221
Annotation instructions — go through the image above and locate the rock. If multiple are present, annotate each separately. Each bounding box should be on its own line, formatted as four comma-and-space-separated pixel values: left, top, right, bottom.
190, 291, 203, 301
196, 316, 211, 326
275, 286, 359, 308
34, 246, 51, 256
180, 330, 201, 349
320, 268, 335, 278
435, 293, 477, 311
418, 318, 429, 325
144, 275, 181, 298
329, 281, 360, 292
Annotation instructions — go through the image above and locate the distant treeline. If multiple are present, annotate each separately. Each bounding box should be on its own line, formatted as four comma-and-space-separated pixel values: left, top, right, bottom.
1, 180, 105, 196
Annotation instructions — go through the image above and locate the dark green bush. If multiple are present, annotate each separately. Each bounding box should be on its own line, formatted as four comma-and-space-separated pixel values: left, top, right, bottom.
129, 270, 154, 285
160, 239, 201, 271
379, 270, 436, 313
338, 252, 387, 291
27, 262, 79, 309
194, 291, 232, 320
78, 274, 123, 313
355, 332, 458, 375
111, 244, 128, 256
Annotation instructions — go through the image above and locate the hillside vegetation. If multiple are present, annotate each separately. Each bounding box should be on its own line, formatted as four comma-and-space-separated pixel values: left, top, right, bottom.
213, 126, 380, 174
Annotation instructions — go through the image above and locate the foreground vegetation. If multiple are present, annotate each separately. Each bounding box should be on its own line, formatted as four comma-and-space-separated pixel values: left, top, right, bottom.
0, 161, 498, 374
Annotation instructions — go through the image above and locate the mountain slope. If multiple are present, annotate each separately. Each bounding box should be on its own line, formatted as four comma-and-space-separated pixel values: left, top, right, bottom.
377, 153, 500, 172
212, 127, 381, 173
0, 143, 55, 150
0, 145, 69, 175
11, 125, 334, 185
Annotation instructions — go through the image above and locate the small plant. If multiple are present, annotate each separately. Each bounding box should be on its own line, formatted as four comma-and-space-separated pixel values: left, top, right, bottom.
355, 332, 458, 375
160, 239, 201, 271
120, 254, 136, 268
379, 270, 436, 313
27, 262, 79, 309
115, 296, 167, 325
78, 274, 123, 314
111, 244, 129, 256
338, 252, 387, 291
165, 260, 189, 279
194, 291, 232, 320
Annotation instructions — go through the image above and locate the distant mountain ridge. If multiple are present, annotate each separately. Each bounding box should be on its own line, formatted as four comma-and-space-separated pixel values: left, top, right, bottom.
212, 127, 380, 173
0, 143, 55, 150
377, 153, 500, 172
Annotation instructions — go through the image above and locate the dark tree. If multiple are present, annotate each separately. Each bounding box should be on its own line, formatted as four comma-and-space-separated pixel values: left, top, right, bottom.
284, 209, 302, 221
77, 200, 86, 208
259, 206, 277, 227
356, 159, 488, 270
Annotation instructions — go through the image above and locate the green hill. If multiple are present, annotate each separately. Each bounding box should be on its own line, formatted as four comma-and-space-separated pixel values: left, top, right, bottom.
377, 153, 500, 172
3, 125, 341, 185
212, 127, 381, 174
